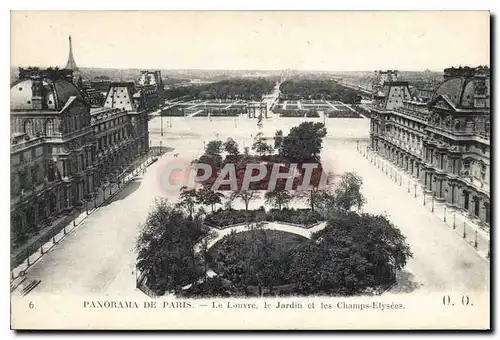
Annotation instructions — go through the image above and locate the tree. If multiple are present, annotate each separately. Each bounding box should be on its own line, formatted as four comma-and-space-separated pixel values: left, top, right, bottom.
197, 187, 225, 213
224, 191, 238, 210
205, 140, 223, 156
177, 186, 198, 218
333, 172, 366, 213
136, 198, 206, 295
251, 132, 274, 156
223, 137, 240, 156
274, 129, 284, 151
234, 190, 260, 211
199, 229, 218, 282
280, 122, 327, 163
264, 189, 293, 210
289, 212, 412, 295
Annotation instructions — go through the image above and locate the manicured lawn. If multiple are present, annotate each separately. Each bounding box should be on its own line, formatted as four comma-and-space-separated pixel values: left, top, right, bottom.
210, 229, 307, 254
208, 229, 308, 272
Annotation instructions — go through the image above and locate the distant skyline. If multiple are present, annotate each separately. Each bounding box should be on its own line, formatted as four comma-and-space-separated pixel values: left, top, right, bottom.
11, 11, 490, 72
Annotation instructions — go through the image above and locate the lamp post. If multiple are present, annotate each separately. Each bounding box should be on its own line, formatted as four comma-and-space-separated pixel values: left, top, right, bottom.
161, 113, 164, 137
423, 191, 426, 206
431, 193, 435, 212
453, 212, 456, 229
463, 221, 467, 238
159, 140, 163, 154
407, 179, 410, 193
474, 230, 478, 249
414, 183, 417, 198
444, 206, 447, 222
399, 173, 402, 186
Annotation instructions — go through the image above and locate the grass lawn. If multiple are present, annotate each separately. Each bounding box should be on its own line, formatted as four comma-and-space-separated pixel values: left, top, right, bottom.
209, 229, 308, 256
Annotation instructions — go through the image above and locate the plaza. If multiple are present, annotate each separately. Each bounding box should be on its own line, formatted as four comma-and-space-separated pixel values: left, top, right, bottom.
12, 114, 489, 297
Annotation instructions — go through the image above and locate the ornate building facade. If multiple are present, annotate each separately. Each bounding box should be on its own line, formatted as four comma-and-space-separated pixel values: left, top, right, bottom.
369, 66, 491, 226
10, 37, 162, 249
10, 69, 155, 248
10, 68, 95, 245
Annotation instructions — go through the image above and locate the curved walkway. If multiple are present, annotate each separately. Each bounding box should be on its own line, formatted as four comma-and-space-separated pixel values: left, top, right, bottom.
185, 221, 327, 289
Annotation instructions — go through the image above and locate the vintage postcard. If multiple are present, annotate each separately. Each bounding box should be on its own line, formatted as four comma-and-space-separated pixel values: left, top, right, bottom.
9, 11, 490, 330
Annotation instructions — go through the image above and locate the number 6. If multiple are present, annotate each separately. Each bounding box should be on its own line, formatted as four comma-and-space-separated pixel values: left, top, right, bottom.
29, 301, 34, 309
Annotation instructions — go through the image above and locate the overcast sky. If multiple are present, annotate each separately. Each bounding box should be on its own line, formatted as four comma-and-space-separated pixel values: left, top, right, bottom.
11, 11, 490, 71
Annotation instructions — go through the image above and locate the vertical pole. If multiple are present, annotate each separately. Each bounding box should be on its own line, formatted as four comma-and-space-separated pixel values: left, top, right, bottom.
408, 180, 410, 193
423, 192, 426, 206
161, 113, 164, 137
453, 213, 456, 229
463, 221, 466, 238
414, 183, 417, 198
431, 194, 435, 212
444, 206, 447, 222
474, 230, 478, 249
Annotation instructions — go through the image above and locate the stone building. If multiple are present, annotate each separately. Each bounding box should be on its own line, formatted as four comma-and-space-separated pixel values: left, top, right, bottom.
423, 66, 490, 225
137, 70, 165, 112
369, 67, 491, 226
10, 70, 154, 247
10, 67, 95, 245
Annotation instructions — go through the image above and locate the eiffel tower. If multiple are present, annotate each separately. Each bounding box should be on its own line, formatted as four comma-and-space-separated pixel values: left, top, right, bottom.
65, 35, 79, 71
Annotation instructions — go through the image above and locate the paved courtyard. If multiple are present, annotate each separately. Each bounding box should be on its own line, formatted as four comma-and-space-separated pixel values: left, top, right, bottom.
14, 115, 489, 297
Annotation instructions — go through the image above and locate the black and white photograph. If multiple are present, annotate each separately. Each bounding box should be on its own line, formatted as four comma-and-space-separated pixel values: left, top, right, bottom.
8, 10, 490, 330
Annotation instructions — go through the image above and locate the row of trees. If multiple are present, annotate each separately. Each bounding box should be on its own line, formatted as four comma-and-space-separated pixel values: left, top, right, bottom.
279, 79, 362, 104
165, 78, 276, 101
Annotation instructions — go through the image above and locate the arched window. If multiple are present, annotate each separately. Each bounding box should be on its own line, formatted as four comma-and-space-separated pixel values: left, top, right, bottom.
45, 119, 54, 136
24, 119, 33, 135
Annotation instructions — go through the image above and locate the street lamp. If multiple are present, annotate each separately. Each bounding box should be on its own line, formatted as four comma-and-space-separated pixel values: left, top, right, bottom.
414, 182, 417, 198
161, 112, 164, 137
423, 191, 426, 206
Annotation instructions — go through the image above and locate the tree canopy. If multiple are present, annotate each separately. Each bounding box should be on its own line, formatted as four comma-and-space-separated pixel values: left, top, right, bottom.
289, 212, 412, 295
279, 79, 362, 103
279, 122, 327, 163
136, 199, 207, 295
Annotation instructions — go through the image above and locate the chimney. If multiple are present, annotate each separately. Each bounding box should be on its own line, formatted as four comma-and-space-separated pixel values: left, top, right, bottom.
31, 75, 44, 110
